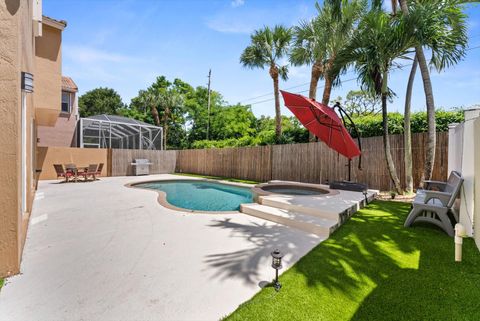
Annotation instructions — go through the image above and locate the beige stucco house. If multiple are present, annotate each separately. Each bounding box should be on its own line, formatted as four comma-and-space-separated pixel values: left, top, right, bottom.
0, 0, 76, 277
35, 16, 79, 148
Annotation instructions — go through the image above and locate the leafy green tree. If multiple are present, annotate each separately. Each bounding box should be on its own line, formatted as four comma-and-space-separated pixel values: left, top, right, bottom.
140, 90, 161, 126
335, 9, 416, 194
342, 90, 381, 117
157, 87, 184, 150
240, 25, 292, 142
290, 0, 365, 105
255, 116, 309, 145
78, 87, 125, 117
210, 104, 256, 140
399, 0, 468, 188
183, 86, 224, 144
126, 76, 187, 149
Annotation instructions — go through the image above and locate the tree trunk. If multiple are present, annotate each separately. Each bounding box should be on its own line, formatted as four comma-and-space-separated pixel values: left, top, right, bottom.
404, 56, 417, 194
321, 75, 333, 106
309, 61, 322, 100
399, 0, 436, 184
381, 72, 403, 194
321, 60, 335, 106
270, 65, 282, 142
151, 105, 161, 127
417, 46, 436, 183
163, 107, 170, 150
309, 61, 322, 142
391, 0, 398, 15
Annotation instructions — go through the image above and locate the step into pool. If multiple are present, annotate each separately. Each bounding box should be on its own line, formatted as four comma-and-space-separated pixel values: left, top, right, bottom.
134, 180, 253, 212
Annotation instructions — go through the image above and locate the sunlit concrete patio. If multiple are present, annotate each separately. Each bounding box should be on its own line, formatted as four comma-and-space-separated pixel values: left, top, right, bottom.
0, 174, 322, 321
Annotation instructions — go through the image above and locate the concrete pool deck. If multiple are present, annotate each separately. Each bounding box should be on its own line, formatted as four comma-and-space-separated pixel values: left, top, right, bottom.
0, 174, 323, 321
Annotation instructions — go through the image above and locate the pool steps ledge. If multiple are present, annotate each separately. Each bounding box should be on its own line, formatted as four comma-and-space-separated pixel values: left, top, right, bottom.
240, 203, 337, 237
240, 189, 377, 237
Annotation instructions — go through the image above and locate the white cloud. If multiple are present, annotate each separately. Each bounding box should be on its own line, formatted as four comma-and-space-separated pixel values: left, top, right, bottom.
205, 15, 256, 34
231, 0, 245, 8
288, 65, 310, 81
206, 3, 313, 34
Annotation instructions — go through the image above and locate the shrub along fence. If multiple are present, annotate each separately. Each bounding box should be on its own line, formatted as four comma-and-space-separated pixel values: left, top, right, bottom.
175, 132, 448, 191
37, 132, 448, 191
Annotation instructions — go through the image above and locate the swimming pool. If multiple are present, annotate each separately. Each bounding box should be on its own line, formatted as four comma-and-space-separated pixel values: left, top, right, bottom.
134, 180, 253, 212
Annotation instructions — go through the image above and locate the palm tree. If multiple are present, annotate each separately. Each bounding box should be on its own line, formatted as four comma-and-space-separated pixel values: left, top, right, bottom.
335, 9, 416, 194
290, 0, 366, 106
400, 0, 468, 184
240, 25, 292, 142
399, 0, 467, 190
403, 55, 417, 193
158, 88, 184, 150
139, 90, 161, 126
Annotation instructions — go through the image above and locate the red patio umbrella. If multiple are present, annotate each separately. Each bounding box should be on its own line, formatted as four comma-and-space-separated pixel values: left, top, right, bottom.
280, 90, 361, 160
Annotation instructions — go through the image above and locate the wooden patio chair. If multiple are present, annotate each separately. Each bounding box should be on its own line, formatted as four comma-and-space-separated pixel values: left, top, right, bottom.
79, 164, 98, 182
95, 163, 104, 179
53, 164, 74, 182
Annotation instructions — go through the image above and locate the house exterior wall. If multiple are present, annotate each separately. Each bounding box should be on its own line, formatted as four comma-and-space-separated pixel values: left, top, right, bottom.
37, 112, 78, 147
34, 20, 78, 147
34, 23, 61, 110
0, 0, 37, 277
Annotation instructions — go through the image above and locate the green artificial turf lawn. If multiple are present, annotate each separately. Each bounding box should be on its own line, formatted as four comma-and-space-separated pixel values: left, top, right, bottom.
225, 201, 480, 321
174, 172, 259, 185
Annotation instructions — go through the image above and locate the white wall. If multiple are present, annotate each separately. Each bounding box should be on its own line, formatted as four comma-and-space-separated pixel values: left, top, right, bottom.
449, 109, 480, 239
474, 118, 480, 250
448, 123, 463, 174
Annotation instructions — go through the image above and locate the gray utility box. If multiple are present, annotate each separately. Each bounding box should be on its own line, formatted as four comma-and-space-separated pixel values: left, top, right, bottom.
131, 159, 152, 176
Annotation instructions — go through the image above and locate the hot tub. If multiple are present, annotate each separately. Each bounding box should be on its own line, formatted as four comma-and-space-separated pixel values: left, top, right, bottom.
251, 181, 339, 200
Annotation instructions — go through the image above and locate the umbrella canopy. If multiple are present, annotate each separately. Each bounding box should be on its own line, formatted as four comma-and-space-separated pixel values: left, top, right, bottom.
280, 90, 361, 159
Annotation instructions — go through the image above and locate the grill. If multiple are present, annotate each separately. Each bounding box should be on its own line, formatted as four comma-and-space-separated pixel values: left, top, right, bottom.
131, 159, 152, 176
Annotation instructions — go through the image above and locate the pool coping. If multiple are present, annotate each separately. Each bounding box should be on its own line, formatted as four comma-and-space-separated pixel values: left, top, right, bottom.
125, 178, 257, 214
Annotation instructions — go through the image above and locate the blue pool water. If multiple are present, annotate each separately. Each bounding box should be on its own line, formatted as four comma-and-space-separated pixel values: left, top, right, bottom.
136, 180, 253, 211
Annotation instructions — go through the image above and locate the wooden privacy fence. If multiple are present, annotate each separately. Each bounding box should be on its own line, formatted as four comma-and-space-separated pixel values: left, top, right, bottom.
37, 132, 448, 191
174, 132, 449, 191
110, 149, 177, 176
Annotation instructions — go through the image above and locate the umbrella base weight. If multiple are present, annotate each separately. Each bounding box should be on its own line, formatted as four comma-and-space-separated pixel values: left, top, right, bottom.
330, 181, 367, 192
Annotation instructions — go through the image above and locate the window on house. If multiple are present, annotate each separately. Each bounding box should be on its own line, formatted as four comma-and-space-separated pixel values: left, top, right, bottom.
61, 91, 72, 113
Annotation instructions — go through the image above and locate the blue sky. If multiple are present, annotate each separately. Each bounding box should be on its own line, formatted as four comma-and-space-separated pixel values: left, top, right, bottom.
44, 0, 480, 117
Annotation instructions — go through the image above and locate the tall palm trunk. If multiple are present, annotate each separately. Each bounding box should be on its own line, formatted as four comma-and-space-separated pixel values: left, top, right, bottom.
381, 72, 402, 194
321, 59, 335, 105
309, 61, 323, 99
417, 46, 436, 183
308, 61, 323, 142
404, 56, 417, 194
151, 105, 161, 127
163, 109, 169, 150
321, 75, 333, 106
399, 0, 436, 184
270, 65, 282, 142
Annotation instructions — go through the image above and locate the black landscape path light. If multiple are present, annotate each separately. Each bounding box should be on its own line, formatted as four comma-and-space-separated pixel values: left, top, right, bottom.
271, 249, 284, 291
